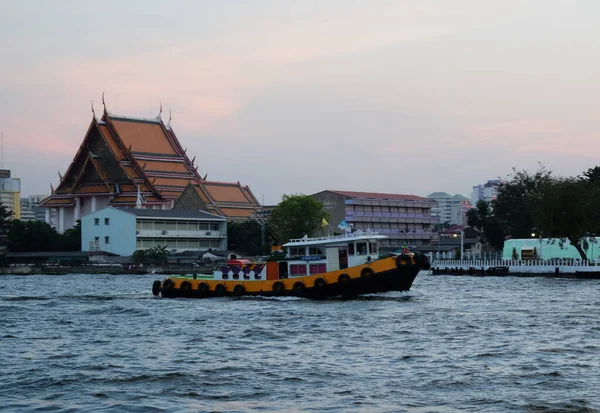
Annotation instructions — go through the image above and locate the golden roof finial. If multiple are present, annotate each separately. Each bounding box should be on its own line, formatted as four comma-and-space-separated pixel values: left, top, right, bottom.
102, 91, 107, 114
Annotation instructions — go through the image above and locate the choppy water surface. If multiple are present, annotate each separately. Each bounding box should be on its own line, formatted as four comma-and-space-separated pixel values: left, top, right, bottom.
0, 273, 599, 412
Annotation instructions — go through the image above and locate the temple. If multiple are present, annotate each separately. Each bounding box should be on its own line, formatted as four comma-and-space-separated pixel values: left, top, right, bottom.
41, 101, 260, 232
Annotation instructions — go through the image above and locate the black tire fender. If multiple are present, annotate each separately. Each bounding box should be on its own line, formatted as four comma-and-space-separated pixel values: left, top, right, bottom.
152, 280, 161, 296
292, 281, 305, 294
162, 278, 175, 291
198, 282, 209, 294
214, 284, 227, 296
314, 277, 327, 289
338, 274, 351, 284
233, 284, 245, 296
272, 281, 285, 294
396, 254, 413, 268
360, 268, 374, 280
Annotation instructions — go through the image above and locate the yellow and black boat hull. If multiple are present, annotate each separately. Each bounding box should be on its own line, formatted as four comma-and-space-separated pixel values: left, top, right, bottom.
152, 254, 429, 299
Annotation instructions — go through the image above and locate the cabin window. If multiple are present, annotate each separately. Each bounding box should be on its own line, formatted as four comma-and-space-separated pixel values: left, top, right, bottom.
289, 247, 305, 256
348, 243, 355, 255
290, 264, 307, 276
104, 217, 110, 225
356, 242, 368, 255
308, 246, 324, 255
94, 218, 99, 226
309, 263, 327, 274
369, 242, 378, 254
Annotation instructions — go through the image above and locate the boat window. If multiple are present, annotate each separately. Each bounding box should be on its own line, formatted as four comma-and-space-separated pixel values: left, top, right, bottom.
309, 263, 327, 274
290, 264, 307, 276
348, 243, 355, 255
356, 242, 368, 255
308, 246, 324, 255
289, 247, 305, 256
369, 241, 378, 254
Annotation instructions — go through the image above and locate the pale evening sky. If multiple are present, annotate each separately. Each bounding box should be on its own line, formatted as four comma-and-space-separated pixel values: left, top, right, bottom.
1, 0, 599, 204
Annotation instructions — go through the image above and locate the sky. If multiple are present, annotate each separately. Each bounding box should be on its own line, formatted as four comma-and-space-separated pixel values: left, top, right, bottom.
1, 0, 599, 204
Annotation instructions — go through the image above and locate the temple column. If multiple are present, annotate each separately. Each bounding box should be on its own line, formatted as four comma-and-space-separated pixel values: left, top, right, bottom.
45, 208, 50, 225
58, 207, 65, 233
91, 196, 97, 213
74, 197, 81, 221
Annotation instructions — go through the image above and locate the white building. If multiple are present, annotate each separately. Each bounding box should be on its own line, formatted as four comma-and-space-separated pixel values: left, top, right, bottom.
427, 192, 471, 225
81, 207, 227, 256
471, 180, 501, 206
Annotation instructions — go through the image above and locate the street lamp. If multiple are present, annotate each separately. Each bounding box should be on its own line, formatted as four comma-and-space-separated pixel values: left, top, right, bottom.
452, 230, 465, 260
531, 228, 542, 259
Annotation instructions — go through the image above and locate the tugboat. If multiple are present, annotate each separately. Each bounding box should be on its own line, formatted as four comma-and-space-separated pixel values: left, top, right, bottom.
152, 230, 430, 299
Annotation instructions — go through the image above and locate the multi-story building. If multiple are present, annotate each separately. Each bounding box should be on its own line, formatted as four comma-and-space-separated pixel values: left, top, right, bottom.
427, 192, 471, 226
0, 169, 20, 220
311, 190, 438, 250
41, 102, 260, 232
20, 195, 49, 222
81, 207, 227, 256
471, 180, 501, 206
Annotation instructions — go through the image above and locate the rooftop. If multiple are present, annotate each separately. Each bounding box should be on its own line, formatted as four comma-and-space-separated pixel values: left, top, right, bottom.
115, 207, 226, 220
326, 190, 430, 202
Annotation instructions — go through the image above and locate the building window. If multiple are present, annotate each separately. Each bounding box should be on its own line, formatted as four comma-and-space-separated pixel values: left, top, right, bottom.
94, 236, 99, 242
105, 236, 110, 244
290, 264, 307, 276
94, 218, 99, 226
104, 217, 110, 225
309, 263, 327, 274
210, 223, 220, 231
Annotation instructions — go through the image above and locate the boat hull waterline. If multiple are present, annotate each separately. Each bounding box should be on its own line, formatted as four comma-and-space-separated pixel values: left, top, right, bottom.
153, 255, 429, 299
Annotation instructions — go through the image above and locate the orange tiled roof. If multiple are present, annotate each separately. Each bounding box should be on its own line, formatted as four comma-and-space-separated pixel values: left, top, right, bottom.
40, 197, 75, 206
203, 182, 254, 203
109, 196, 138, 204
153, 177, 194, 188
73, 184, 111, 194
219, 207, 256, 218
110, 117, 177, 155
97, 123, 126, 161
142, 160, 190, 174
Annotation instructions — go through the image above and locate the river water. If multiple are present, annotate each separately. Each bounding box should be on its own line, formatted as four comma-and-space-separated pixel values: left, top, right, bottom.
0, 273, 598, 412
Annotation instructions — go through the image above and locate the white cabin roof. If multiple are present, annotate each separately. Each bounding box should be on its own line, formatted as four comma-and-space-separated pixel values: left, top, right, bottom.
282, 231, 387, 247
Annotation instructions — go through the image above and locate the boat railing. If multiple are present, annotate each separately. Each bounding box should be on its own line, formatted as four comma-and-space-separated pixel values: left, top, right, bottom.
287, 231, 381, 244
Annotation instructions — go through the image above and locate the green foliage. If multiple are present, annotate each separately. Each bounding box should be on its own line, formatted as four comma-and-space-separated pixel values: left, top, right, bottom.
493, 165, 553, 239
227, 220, 272, 255
7, 220, 64, 252
0, 204, 11, 267
146, 245, 169, 266
269, 194, 329, 244
466, 200, 505, 250
132, 249, 148, 265
61, 220, 82, 251
466, 208, 480, 229
512, 247, 519, 260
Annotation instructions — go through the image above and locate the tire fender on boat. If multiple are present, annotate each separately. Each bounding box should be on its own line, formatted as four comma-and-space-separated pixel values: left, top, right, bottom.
215, 284, 227, 296
162, 279, 175, 291
152, 280, 161, 296
233, 284, 245, 296
272, 281, 285, 294
293, 281, 305, 294
180, 281, 192, 296
314, 277, 327, 289
198, 282, 209, 294
396, 254, 413, 268
338, 274, 351, 284
360, 268, 374, 280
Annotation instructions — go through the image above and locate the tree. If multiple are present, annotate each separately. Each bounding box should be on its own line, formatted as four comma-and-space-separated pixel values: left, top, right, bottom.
146, 245, 169, 266
268, 194, 329, 244
227, 220, 272, 255
7, 220, 63, 252
512, 247, 519, 260
532, 178, 594, 260
466, 200, 505, 250
62, 220, 81, 251
0, 204, 11, 267
493, 165, 554, 239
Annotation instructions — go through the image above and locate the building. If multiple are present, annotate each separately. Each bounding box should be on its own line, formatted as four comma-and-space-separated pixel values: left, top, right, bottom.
471, 180, 501, 206
503, 237, 600, 261
0, 169, 20, 220
426, 192, 471, 225
81, 207, 227, 256
20, 195, 49, 222
41, 102, 260, 233
311, 190, 438, 250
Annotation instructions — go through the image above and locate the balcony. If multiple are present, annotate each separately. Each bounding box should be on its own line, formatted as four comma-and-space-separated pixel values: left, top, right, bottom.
136, 229, 225, 239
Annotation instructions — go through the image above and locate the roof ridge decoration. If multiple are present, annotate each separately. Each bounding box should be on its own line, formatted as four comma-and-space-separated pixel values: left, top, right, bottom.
166, 109, 172, 130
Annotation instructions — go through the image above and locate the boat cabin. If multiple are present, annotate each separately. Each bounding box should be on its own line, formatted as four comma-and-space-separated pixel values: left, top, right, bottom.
272, 231, 386, 279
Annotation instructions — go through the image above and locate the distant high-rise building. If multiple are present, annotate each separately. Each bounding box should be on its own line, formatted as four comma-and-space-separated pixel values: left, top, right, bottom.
0, 169, 20, 219
427, 192, 471, 226
471, 180, 501, 206
20, 194, 49, 222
